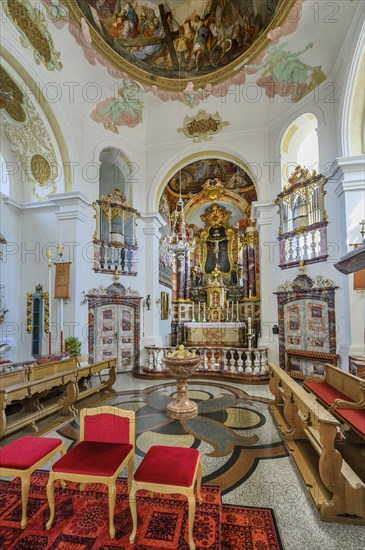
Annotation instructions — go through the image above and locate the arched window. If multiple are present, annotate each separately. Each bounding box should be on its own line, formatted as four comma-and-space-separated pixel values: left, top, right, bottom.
277, 114, 327, 269
99, 148, 127, 198
281, 113, 319, 188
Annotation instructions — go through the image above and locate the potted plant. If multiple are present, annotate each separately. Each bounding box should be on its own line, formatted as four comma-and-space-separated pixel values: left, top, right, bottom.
64, 336, 82, 357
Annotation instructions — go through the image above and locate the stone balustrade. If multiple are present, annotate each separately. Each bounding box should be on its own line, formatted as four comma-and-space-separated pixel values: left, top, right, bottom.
143, 346, 269, 381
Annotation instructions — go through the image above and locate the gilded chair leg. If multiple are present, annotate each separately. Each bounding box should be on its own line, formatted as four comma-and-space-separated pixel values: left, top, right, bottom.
196, 460, 203, 504
129, 482, 138, 544
108, 483, 116, 538
46, 475, 55, 530
127, 456, 134, 494
80, 483, 86, 492
187, 493, 196, 550
20, 475, 30, 529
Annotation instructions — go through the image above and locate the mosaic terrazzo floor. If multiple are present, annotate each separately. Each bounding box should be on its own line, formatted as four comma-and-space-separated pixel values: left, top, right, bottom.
3, 374, 365, 549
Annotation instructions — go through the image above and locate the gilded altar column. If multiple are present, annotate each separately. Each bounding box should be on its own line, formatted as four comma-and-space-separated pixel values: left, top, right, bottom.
246, 220, 258, 296
185, 250, 191, 299
242, 244, 249, 297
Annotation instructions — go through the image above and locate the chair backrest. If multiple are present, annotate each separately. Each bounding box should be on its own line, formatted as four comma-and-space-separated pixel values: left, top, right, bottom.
80, 405, 135, 446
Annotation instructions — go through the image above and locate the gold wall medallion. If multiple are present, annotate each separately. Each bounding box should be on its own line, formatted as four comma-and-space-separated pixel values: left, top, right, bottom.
177, 110, 230, 143
30, 154, 51, 187
0, 66, 59, 200
2, 0, 62, 71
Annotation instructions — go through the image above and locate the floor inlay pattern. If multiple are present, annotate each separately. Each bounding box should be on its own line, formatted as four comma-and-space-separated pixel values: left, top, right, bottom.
55, 381, 288, 495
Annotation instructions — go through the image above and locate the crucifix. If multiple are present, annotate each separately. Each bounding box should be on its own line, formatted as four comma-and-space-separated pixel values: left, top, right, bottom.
158, 4, 179, 68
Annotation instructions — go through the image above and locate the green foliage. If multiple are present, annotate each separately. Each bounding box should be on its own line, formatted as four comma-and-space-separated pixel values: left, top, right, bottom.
64, 336, 82, 357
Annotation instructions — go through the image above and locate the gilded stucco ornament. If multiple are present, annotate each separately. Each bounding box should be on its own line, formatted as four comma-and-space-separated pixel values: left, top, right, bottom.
200, 178, 225, 202
177, 110, 230, 143
0, 67, 59, 201
1, 0, 62, 71
86, 284, 140, 297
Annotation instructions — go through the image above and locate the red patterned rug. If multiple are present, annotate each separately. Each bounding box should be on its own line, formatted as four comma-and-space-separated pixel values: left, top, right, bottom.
0, 472, 283, 549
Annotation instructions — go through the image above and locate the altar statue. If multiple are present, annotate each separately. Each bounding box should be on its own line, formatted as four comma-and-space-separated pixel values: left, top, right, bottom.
192, 263, 203, 286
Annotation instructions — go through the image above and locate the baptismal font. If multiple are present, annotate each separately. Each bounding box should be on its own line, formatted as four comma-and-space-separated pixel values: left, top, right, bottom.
164, 345, 201, 418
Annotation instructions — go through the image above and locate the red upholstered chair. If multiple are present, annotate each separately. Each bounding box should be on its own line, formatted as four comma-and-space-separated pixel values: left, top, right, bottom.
0, 435, 65, 528
129, 446, 203, 550
46, 406, 135, 538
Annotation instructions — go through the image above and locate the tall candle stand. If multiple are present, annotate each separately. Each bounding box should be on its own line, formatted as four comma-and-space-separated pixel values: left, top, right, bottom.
58, 245, 64, 353
46, 249, 53, 355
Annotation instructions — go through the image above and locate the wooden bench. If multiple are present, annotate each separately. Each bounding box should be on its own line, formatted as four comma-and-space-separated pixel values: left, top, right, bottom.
0, 357, 117, 439
76, 357, 116, 402
269, 363, 365, 525
0, 359, 78, 439
304, 363, 365, 439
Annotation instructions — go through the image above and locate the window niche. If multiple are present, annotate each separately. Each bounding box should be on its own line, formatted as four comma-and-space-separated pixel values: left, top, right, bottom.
92, 189, 139, 275
276, 167, 328, 268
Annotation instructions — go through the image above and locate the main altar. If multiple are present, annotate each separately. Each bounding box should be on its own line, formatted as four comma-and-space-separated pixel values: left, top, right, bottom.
147, 176, 268, 382
166, 197, 260, 347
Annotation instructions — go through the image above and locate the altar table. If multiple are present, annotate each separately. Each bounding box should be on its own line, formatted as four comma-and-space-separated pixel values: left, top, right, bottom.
185, 322, 245, 347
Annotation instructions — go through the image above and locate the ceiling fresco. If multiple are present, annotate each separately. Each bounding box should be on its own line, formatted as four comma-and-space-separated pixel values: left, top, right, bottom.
162, 158, 257, 213
66, 0, 297, 90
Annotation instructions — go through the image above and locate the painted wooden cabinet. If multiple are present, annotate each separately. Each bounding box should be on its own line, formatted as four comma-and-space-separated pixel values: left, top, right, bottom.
87, 283, 142, 373
275, 275, 337, 378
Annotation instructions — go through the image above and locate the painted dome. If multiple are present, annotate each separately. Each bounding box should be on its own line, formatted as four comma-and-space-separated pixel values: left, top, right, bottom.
68, 0, 295, 90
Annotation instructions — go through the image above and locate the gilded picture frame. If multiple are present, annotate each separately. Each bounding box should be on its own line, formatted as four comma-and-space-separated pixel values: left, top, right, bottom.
161, 292, 169, 320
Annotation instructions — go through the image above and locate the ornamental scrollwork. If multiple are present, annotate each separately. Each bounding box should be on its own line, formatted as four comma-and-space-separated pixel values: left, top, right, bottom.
26, 293, 32, 333
0, 67, 59, 201
177, 110, 230, 143
1, 0, 62, 71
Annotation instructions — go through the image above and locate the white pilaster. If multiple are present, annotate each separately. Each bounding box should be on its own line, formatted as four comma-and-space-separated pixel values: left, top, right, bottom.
140, 213, 166, 348
331, 155, 365, 368
251, 201, 279, 363
52, 192, 92, 350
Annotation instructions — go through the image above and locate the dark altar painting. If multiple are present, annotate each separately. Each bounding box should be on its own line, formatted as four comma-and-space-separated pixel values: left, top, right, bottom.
205, 226, 230, 273
72, 0, 285, 85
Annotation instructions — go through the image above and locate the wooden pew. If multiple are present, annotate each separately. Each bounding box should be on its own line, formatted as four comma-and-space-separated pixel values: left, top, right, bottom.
304, 364, 365, 439
75, 357, 116, 402
0, 369, 78, 439
0, 357, 117, 439
269, 363, 365, 525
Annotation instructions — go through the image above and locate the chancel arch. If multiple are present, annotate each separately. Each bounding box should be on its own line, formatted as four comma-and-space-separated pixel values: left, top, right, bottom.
149, 147, 259, 213
158, 157, 260, 347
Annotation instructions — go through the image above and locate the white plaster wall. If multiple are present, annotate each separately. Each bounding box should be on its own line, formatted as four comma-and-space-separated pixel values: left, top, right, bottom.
0, 195, 21, 362
1, 0, 363, 366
